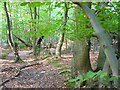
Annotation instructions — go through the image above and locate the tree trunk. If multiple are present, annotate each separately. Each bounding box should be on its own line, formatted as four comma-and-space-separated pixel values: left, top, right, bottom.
30, 7, 39, 60
78, 3, 118, 87
14, 42, 22, 63
13, 34, 31, 47
96, 46, 106, 71
56, 33, 65, 59
71, 38, 91, 77
71, 5, 92, 78
4, 2, 13, 49
116, 32, 120, 88
116, 33, 120, 59
4, 2, 22, 62
56, 3, 68, 59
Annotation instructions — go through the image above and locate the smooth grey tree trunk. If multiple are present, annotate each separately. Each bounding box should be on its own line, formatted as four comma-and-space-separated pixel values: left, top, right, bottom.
78, 3, 118, 87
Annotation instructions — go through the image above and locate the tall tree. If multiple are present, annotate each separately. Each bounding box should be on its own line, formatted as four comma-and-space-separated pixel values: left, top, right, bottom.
71, 6, 92, 78
4, 2, 13, 49
73, 2, 118, 87
4, 2, 22, 62
56, 3, 68, 59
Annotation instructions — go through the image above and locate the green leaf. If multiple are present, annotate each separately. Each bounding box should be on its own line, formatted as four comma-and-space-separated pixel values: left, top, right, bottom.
20, 2, 28, 6
96, 70, 107, 78
87, 71, 96, 78
68, 79, 77, 83
99, 72, 107, 78
28, 2, 43, 7
108, 76, 117, 81
76, 75, 84, 81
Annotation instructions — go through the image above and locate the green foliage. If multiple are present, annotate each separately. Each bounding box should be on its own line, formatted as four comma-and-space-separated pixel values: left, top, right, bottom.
1, 2, 119, 50
93, 2, 119, 34
20, 2, 28, 6
20, 2, 45, 7
19, 44, 25, 49
67, 70, 117, 88
65, 6, 94, 41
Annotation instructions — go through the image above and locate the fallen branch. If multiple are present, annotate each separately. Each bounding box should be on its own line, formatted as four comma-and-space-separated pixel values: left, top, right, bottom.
0, 62, 43, 86
0, 69, 22, 86
0, 53, 52, 86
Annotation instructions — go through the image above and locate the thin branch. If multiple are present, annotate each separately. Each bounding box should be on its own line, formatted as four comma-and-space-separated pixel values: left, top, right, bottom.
13, 34, 31, 47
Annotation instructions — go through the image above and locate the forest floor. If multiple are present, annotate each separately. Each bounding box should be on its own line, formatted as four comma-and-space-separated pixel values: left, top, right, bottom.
0, 48, 98, 89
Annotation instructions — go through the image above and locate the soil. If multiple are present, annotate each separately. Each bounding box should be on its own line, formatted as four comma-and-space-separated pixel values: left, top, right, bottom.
0, 48, 98, 88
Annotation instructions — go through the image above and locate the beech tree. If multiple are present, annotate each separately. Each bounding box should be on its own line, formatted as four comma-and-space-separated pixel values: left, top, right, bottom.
1, 1, 119, 88
73, 2, 118, 87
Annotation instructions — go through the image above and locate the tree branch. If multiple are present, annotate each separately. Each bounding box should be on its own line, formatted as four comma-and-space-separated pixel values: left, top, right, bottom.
13, 34, 31, 47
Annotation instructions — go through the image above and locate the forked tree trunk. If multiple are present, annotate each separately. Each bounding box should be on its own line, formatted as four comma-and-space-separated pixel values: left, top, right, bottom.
78, 3, 118, 87
30, 7, 39, 60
